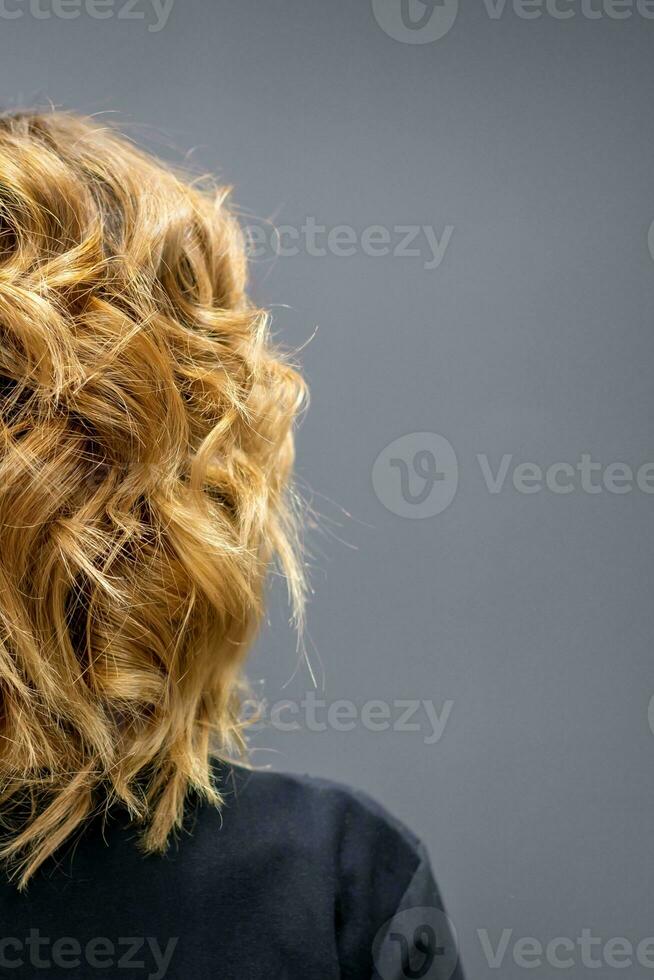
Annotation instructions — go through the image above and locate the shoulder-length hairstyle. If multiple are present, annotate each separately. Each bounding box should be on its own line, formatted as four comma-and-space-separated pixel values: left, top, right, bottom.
0, 110, 306, 886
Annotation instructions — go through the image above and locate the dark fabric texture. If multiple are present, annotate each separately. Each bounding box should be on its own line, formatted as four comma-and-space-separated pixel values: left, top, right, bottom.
0, 766, 465, 979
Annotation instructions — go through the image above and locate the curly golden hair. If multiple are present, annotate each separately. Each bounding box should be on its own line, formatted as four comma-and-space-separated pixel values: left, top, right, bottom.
0, 110, 306, 886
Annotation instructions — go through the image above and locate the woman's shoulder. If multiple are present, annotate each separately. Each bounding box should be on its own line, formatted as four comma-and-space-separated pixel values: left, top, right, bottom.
4, 765, 462, 980
198, 763, 429, 888
194, 765, 461, 978
214, 763, 425, 854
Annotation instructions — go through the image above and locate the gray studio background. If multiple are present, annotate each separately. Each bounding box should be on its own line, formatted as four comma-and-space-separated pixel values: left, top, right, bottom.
3, 1, 654, 976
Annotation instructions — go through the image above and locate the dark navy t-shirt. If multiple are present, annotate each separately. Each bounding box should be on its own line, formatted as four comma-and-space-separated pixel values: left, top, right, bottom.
0, 766, 464, 979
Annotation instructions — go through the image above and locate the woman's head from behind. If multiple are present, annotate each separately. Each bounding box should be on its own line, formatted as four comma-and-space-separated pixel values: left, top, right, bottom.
0, 110, 305, 885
